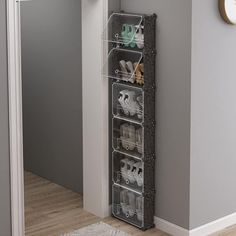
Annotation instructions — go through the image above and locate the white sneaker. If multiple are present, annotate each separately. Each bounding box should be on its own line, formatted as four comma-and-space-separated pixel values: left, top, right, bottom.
132, 162, 141, 185
126, 160, 136, 184
123, 90, 139, 117
136, 128, 143, 154
135, 25, 144, 49
126, 61, 135, 83
127, 124, 136, 150
127, 191, 136, 217
119, 60, 128, 81
120, 123, 129, 137
136, 162, 144, 187
136, 95, 143, 119
120, 124, 136, 151
120, 158, 129, 182
136, 196, 143, 221
120, 190, 129, 215
118, 90, 130, 116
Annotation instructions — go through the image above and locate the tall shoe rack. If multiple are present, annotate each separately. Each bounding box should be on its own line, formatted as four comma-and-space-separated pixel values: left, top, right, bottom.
103, 12, 157, 230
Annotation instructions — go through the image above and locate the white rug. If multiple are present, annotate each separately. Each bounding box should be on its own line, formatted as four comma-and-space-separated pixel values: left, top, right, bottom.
62, 222, 131, 236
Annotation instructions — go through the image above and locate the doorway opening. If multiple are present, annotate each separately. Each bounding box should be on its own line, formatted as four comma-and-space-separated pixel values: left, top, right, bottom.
7, 0, 110, 235
21, 0, 83, 234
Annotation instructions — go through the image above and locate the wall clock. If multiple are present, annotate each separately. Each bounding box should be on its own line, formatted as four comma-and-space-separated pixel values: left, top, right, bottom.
219, 0, 236, 25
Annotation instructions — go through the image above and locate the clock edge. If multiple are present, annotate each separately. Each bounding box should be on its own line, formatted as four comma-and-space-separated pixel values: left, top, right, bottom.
219, 0, 236, 25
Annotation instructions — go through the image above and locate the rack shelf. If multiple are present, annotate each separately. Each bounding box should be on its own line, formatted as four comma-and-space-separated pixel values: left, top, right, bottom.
112, 118, 144, 158
104, 11, 157, 230
102, 48, 143, 83
112, 151, 144, 193
112, 184, 144, 228
102, 12, 144, 47
112, 82, 144, 124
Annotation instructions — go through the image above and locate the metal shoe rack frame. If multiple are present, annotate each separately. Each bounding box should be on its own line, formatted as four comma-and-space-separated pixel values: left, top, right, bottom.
103, 12, 157, 230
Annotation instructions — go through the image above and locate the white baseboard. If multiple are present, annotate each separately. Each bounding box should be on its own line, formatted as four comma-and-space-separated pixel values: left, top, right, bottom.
190, 212, 236, 236
155, 212, 236, 236
154, 217, 189, 236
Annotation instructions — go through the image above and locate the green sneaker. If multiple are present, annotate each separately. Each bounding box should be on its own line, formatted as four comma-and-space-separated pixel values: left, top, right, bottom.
121, 24, 130, 47
127, 25, 136, 48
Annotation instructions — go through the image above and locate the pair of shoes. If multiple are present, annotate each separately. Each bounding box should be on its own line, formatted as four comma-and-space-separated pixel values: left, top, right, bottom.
119, 60, 135, 83
120, 123, 143, 153
121, 24, 136, 48
119, 61, 144, 85
118, 90, 141, 117
120, 159, 144, 187
120, 190, 136, 217
121, 24, 144, 49
120, 158, 136, 184
133, 63, 144, 85
120, 123, 136, 151
120, 190, 143, 220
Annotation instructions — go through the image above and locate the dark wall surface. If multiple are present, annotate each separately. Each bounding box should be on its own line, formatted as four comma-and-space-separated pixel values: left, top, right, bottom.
21, 0, 83, 193
0, 0, 12, 235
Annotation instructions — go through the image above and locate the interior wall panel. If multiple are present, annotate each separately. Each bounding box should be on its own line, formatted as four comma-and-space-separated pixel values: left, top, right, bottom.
21, 0, 83, 193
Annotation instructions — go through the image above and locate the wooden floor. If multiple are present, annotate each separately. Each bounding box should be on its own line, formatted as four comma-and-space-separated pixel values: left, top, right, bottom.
24, 171, 168, 236
211, 225, 236, 236
25, 171, 236, 236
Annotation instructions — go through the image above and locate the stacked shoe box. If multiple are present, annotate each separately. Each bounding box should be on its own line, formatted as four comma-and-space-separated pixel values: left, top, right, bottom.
103, 12, 157, 230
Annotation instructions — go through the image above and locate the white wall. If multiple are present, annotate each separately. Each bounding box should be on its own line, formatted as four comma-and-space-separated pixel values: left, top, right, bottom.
190, 0, 236, 229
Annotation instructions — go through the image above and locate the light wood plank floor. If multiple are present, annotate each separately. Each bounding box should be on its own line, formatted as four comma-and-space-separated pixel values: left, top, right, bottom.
211, 225, 236, 236
24, 171, 168, 236
25, 171, 236, 236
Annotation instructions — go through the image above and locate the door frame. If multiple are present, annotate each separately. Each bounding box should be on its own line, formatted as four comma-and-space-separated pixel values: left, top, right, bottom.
6, 0, 110, 235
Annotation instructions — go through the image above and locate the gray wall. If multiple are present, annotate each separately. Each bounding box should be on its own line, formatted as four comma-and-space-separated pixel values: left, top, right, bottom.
21, 0, 83, 193
190, 0, 236, 229
0, 0, 12, 235
121, 0, 192, 229
109, 0, 120, 14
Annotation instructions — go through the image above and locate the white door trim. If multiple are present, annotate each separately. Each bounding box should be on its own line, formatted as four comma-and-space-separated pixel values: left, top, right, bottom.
81, 0, 110, 217
7, 0, 110, 235
7, 0, 25, 236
